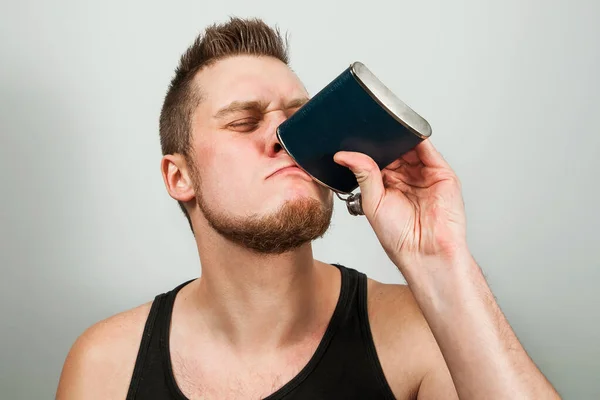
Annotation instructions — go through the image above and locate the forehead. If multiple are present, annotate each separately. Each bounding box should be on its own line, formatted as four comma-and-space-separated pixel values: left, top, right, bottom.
194, 55, 308, 113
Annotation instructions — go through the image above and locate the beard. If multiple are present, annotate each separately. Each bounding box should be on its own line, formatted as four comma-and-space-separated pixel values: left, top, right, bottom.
189, 161, 334, 254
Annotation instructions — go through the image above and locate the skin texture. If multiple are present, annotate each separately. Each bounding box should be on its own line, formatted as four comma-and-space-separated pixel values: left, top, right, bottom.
56, 55, 561, 400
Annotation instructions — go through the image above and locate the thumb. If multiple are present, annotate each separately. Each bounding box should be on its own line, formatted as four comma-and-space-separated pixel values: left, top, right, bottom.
333, 151, 385, 211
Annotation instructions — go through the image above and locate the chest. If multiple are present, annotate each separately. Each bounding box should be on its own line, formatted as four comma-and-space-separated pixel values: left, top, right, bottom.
169, 343, 316, 400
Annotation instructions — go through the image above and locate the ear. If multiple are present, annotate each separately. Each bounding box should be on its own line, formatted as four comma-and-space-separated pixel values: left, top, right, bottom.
161, 154, 196, 203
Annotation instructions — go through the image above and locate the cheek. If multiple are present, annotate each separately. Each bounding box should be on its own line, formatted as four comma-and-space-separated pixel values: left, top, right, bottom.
198, 141, 261, 202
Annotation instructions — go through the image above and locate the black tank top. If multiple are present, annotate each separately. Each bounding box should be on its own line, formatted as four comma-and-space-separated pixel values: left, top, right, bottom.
126, 264, 396, 399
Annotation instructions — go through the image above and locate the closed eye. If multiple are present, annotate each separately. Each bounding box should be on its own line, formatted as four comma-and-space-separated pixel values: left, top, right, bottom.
228, 119, 259, 132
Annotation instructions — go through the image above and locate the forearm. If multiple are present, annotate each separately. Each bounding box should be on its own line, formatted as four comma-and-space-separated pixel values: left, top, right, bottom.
399, 252, 560, 399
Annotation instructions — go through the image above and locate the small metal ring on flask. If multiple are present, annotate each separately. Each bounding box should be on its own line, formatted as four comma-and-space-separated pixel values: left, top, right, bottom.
335, 192, 364, 216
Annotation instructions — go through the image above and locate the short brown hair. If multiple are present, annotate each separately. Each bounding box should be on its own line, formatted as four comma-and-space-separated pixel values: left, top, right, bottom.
159, 17, 290, 231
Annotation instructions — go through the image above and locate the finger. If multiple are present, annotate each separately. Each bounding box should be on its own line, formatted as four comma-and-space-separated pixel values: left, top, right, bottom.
400, 149, 421, 166
385, 157, 408, 170
333, 151, 385, 212
414, 139, 451, 169
385, 149, 419, 171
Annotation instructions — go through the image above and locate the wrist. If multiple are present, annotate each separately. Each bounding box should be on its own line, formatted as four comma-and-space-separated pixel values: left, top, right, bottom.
392, 245, 475, 278
393, 248, 482, 307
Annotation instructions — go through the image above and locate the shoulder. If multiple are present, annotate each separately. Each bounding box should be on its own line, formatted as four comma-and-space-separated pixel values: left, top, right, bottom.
365, 278, 457, 399
366, 279, 433, 367
366, 279, 427, 334
55, 299, 157, 400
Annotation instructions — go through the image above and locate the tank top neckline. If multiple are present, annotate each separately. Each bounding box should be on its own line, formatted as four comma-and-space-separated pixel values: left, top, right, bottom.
158, 263, 352, 400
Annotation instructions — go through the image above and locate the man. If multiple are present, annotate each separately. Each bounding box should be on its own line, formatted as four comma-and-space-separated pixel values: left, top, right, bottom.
56, 17, 560, 399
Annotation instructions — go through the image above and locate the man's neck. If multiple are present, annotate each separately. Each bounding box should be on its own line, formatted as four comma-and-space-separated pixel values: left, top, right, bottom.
180, 231, 340, 355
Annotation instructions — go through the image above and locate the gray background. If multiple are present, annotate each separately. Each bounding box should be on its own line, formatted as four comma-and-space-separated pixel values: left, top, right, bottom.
1, 0, 598, 398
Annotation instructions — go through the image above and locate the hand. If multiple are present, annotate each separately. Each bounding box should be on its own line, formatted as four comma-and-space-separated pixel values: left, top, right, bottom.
333, 139, 468, 268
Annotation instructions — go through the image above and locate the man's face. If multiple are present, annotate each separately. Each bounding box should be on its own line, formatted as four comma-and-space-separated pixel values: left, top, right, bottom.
187, 55, 334, 253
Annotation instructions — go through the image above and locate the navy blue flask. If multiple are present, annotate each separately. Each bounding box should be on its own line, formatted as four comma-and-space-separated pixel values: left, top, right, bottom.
276, 61, 432, 215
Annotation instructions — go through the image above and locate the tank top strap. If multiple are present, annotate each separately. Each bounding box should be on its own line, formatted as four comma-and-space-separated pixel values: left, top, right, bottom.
126, 279, 196, 400
126, 292, 166, 400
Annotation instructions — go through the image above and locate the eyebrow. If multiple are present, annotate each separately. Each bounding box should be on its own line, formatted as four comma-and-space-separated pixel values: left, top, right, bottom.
213, 97, 309, 119
284, 98, 309, 109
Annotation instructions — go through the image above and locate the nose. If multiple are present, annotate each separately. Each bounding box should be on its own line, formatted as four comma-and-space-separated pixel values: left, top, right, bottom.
265, 116, 286, 157
268, 132, 284, 155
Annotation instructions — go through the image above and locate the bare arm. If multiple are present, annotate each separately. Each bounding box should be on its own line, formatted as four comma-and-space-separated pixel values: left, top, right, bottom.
334, 139, 560, 399
405, 253, 560, 399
